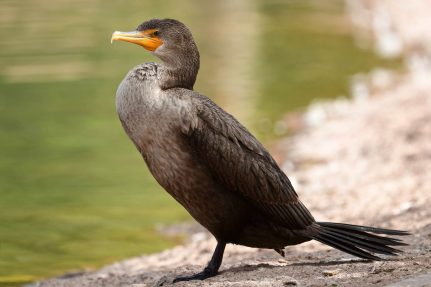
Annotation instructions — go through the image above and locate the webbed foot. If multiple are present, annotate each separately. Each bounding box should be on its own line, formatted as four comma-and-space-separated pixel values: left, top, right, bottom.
173, 241, 226, 283
173, 267, 218, 282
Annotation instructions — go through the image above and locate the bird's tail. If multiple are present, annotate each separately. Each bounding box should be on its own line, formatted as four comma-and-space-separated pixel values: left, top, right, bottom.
311, 222, 409, 260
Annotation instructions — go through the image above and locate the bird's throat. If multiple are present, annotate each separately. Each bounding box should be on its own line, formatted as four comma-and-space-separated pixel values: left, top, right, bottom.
157, 45, 200, 90
159, 65, 199, 90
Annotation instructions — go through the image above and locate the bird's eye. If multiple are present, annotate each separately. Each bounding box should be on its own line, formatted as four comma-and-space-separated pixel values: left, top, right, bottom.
153, 31, 159, 37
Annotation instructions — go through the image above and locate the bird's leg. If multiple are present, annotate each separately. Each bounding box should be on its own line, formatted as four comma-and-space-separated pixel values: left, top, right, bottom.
173, 241, 226, 283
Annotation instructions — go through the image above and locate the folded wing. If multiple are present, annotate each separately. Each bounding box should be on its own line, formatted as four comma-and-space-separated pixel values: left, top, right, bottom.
181, 93, 315, 230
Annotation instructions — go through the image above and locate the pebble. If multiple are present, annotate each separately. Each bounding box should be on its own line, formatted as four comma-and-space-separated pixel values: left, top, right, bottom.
322, 269, 342, 277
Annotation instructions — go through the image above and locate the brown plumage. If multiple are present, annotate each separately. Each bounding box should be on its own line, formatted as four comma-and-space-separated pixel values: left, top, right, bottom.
111, 18, 409, 282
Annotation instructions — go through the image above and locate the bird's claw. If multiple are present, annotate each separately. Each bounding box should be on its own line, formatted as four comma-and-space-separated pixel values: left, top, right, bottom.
173, 269, 218, 283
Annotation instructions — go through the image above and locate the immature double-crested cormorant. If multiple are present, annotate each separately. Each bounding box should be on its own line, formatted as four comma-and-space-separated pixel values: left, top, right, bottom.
111, 19, 408, 282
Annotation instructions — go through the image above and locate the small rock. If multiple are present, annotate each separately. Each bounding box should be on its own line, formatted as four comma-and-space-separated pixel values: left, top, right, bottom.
383, 267, 395, 273
284, 279, 298, 286
278, 258, 288, 264
96, 273, 109, 279
322, 269, 342, 277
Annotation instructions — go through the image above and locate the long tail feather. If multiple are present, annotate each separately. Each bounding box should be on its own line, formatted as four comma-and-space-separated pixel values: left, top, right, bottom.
312, 222, 409, 260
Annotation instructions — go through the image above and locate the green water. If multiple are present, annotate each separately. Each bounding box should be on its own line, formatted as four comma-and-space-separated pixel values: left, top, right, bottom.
0, 0, 399, 284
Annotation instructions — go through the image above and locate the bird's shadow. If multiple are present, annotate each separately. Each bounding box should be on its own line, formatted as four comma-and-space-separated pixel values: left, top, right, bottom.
289, 258, 369, 267
221, 263, 281, 275
221, 258, 388, 275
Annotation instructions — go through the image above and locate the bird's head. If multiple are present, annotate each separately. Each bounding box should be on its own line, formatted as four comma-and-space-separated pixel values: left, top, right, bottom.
111, 18, 199, 70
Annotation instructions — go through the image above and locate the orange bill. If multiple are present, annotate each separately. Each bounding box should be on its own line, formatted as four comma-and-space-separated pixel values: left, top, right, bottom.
111, 30, 163, 51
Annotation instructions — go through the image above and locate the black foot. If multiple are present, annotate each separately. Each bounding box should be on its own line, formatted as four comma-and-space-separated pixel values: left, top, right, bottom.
173, 241, 226, 283
173, 268, 218, 283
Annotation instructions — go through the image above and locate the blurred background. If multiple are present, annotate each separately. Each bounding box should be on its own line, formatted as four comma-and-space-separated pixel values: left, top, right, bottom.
0, 0, 401, 284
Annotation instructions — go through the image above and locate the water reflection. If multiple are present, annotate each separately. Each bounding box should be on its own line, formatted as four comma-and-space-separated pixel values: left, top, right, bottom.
195, 0, 260, 124
0, 0, 99, 82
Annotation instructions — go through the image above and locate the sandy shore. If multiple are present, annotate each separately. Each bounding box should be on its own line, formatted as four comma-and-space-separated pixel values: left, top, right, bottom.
35, 1, 431, 286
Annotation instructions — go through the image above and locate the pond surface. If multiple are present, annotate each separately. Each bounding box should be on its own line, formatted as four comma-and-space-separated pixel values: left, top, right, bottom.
0, 0, 399, 284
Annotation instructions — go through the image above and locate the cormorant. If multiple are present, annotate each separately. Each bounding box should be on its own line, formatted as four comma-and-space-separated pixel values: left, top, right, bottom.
111, 19, 408, 282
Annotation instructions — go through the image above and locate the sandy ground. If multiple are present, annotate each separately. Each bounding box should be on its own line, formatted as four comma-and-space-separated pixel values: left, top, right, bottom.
31, 222, 431, 286
35, 1, 431, 286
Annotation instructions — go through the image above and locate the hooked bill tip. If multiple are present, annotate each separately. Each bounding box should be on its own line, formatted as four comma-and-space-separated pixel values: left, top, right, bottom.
111, 31, 121, 44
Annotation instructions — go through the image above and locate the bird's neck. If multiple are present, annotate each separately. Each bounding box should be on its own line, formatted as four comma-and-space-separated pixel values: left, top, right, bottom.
158, 49, 200, 90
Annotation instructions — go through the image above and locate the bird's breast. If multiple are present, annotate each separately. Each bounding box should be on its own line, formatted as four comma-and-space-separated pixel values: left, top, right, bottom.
116, 63, 179, 148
